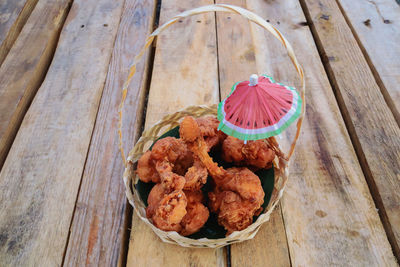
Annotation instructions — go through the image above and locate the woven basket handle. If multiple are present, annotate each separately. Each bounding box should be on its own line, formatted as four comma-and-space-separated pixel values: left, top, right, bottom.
119, 4, 305, 166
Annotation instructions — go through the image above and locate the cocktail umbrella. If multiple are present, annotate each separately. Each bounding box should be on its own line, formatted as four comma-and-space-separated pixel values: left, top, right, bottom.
217, 74, 302, 142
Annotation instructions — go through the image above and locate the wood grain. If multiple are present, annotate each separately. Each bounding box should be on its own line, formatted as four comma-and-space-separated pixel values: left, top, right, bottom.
336, 0, 400, 123
126, 1, 225, 266
0, 0, 39, 65
301, 0, 400, 259
0, 0, 71, 170
0, 0, 128, 265
231, 206, 291, 267
245, 0, 397, 265
63, 0, 157, 266
215, 1, 291, 266
215, 0, 257, 99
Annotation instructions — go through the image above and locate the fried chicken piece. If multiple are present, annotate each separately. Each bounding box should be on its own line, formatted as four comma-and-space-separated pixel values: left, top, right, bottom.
183, 158, 208, 191
137, 151, 160, 183
180, 117, 224, 177
180, 190, 209, 236
180, 202, 209, 236
207, 186, 224, 213
152, 190, 187, 232
146, 185, 208, 235
207, 168, 265, 234
154, 160, 186, 192
151, 137, 191, 192
212, 191, 259, 234
136, 137, 192, 186
207, 167, 264, 234
152, 136, 207, 192
151, 137, 187, 162
220, 167, 264, 204
222, 136, 275, 169
184, 190, 205, 203
137, 135, 207, 193
180, 116, 264, 234
196, 117, 226, 151
146, 183, 165, 218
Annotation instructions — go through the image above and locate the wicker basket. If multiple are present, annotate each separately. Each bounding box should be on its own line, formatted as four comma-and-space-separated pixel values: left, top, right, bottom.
119, 4, 305, 248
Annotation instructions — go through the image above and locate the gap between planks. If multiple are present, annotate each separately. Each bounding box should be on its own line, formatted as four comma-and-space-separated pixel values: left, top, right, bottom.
119, 2, 161, 265
0, 0, 39, 66
135, 0, 162, 141
119, 7, 162, 265
213, 4, 229, 265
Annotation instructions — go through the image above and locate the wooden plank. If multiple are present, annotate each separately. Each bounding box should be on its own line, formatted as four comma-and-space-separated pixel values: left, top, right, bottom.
126, 1, 226, 266
335, 0, 400, 123
214, 1, 291, 266
63, 0, 157, 266
231, 206, 291, 267
215, 0, 258, 98
0, 0, 38, 65
301, 0, 400, 259
245, 0, 397, 265
0, 0, 71, 169
0, 0, 128, 265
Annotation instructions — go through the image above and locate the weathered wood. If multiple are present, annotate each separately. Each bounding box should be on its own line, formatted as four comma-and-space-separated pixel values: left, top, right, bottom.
301, 0, 400, 259
215, 1, 291, 266
336, 0, 400, 123
126, 1, 225, 266
246, 0, 397, 265
231, 206, 291, 267
0, 0, 71, 169
215, 0, 257, 99
63, 0, 157, 266
0, 0, 38, 65
0, 0, 128, 265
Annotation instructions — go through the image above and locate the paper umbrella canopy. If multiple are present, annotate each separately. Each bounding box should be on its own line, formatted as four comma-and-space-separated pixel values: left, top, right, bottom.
217, 74, 302, 142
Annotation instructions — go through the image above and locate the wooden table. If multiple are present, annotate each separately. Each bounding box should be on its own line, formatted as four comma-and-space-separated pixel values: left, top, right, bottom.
0, 0, 399, 266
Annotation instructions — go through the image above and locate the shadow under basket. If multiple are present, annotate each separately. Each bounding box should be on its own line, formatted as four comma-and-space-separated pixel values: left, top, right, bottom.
122, 105, 289, 248
119, 4, 305, 248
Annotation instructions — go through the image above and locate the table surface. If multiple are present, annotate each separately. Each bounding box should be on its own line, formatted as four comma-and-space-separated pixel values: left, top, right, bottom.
0, 0, 399, 266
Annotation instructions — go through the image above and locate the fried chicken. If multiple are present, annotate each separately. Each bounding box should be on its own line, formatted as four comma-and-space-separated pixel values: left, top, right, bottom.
151, 190, 187, 232
137, 151, 160, 183
180, 190, 209, 236
146, 183, 165, 218
180, 116, 264, 234
139, 116, 270, 236
209, 190, 258, 233
183, 158, 208, 191
196, 117, 226, 151
146, 184, 209, 235
151, 137, 189, 191
137, 136, 208, 193
206, 167, 264, 234
222, 136, 275, 169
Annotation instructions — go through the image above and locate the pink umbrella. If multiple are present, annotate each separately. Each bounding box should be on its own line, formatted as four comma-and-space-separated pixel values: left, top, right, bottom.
217, 74, 302, 142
